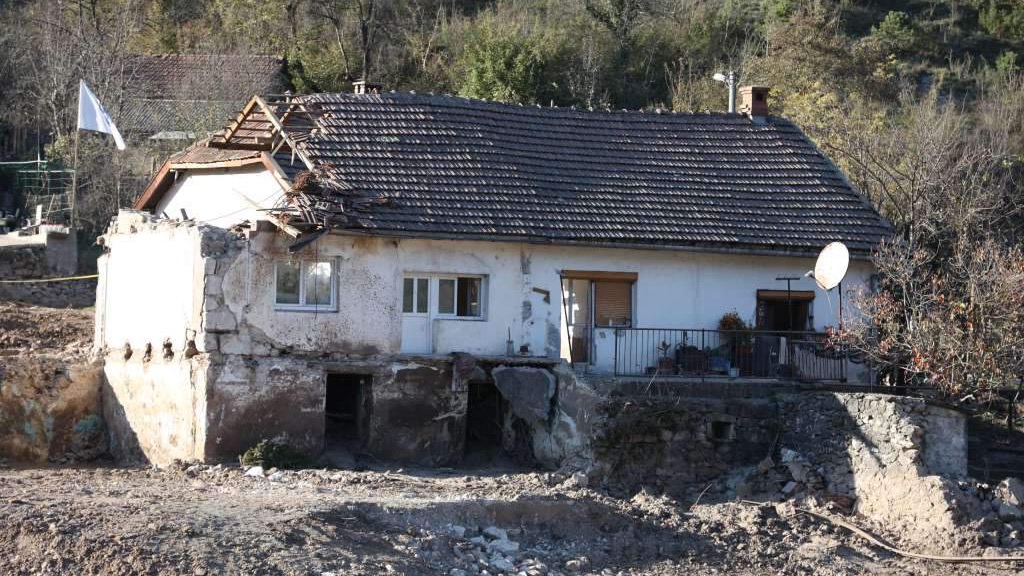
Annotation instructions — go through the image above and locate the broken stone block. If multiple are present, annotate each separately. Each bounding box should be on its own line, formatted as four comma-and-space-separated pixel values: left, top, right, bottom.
781, 481, 800, 496
491, 366, 555, 426
482, 526, 507, 541
203, 257, 218, 275
204, 275, 223, 296
219, 333, 252, 356
245, 466, 264, 477
489, 555, 515, 572
997, 477, 1024, 508
997, 502, 1024, 522
487, 538, 519, 555
204, 307, 237, 333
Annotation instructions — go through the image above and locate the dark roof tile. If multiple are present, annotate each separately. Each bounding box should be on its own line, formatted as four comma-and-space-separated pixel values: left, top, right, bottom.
269, 92, 891, 254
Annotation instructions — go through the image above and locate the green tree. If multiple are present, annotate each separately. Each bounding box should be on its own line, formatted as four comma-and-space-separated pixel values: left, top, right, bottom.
457, 25, 545, 103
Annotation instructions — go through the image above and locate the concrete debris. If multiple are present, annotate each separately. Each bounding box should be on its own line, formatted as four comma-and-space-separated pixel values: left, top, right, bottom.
482, 526, 507, 540
997, 502, 1023, 522
997, 477, 1024, 508
244, 466, 264, 477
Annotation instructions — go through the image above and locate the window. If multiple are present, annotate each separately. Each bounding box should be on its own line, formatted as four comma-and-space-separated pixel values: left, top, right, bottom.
275, 260, 336, 310
402, 275, 485, 319
594, 280, 632, 327
402, 277, 429, 314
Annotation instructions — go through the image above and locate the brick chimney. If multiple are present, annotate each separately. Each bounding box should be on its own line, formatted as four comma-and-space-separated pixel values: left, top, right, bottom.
738, 86, 770, 123
353, 79, 382, 95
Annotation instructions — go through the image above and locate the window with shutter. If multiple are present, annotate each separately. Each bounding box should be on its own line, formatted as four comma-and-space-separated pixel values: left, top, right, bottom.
594, 280, 633, 327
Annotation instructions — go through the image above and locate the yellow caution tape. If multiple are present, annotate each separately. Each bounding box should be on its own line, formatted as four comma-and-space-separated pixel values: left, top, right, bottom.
0, 274, 99, 284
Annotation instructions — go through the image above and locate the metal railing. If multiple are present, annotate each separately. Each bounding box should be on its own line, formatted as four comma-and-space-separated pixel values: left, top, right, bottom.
613, 328, 846, 381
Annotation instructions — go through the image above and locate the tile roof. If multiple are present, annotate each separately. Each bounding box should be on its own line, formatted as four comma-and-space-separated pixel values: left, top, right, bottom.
248, 93, 893, 254
119, 55, 289, 136
120, 99, 242, 137
127, 55, 289, 99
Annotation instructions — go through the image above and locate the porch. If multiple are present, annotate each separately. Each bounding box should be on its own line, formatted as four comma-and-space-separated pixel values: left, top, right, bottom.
604, 328, 848, 382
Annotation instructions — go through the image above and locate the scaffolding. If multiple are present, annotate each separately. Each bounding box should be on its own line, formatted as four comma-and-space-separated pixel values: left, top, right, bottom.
0, 159, 74, 226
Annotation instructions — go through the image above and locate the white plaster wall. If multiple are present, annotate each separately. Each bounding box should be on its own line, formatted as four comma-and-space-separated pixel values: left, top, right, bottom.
225, 232, 873, 380
97, 220, 203, 352
155, 167, 284, 228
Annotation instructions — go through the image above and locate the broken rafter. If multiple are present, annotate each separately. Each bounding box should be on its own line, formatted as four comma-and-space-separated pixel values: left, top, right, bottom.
221, 98, 260, 144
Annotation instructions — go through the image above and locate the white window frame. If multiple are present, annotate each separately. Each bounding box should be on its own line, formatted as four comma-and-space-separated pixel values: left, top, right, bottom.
401, 274, 487, 320
274, 259, 338, 312
401, 276, 430, 317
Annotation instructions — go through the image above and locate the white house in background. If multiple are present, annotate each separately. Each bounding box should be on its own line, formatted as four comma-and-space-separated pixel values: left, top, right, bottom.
94, 86, 892, 466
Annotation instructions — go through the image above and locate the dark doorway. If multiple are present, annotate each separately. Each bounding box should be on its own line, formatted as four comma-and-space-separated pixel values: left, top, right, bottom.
464, 380, 504, 463
325, 374, 369, 449
757, 290, 814, 331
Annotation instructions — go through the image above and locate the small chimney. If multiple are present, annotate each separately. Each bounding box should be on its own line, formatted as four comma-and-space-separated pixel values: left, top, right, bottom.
352, 79, 382, 95
738, 86, 770, 123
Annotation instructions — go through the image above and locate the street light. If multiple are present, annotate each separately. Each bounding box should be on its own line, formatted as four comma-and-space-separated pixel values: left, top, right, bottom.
713, 71, 738, 113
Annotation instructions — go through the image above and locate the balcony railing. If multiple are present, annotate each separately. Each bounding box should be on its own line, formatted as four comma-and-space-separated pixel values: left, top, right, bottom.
613, 328, 846, 381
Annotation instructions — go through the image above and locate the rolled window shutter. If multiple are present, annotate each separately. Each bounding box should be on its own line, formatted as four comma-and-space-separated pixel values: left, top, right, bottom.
595, 281, 632, 326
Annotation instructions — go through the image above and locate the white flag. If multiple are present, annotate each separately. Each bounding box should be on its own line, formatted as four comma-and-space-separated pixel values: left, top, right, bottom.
77, 80, 125, 150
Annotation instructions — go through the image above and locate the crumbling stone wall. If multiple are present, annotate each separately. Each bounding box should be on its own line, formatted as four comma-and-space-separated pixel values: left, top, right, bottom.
587, 388, 972, 553
590, 395, 780, 496
0, 237, 91, 307
779, 393, 972, 553
779, 393, 967, 494
0, 356, 106, 462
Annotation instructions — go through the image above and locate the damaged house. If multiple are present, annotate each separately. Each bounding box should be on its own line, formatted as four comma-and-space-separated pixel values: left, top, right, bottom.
93, 86, 893, 467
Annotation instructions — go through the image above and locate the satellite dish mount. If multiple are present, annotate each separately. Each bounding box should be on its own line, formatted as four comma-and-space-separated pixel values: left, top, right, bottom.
806, 242, 850, 329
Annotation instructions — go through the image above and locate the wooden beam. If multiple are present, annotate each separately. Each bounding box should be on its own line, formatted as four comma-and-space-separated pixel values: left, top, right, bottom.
757, 289, 816, 302
169, 157, 265, 170
222, 97, 260, 144
560, 270, 638, 281
133, 160, 174, 210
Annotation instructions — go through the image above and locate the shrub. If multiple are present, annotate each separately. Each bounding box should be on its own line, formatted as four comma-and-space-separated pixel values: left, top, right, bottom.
239, 440, 313, 470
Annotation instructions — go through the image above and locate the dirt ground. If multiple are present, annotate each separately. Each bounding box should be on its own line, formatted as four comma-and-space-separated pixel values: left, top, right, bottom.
0, 302, 93, 360
1, 462, 1022, 576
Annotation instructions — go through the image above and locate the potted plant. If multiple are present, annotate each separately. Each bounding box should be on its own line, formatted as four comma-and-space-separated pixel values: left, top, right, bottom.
657, 340, 675, 373
718, 311, 753, 375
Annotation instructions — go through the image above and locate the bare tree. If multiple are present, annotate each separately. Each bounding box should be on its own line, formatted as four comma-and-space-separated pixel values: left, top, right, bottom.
838, 82, 1024, 400
309, 0, 381, 82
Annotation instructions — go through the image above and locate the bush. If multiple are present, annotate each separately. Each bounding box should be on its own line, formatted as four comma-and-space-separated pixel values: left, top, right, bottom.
239, 440, 313, 470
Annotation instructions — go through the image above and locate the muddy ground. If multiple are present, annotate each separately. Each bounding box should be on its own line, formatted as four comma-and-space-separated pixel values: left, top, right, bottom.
1, 462, 1022, 576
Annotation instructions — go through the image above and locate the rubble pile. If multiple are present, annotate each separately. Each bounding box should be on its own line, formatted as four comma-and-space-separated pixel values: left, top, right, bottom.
955, 477, 1024, 550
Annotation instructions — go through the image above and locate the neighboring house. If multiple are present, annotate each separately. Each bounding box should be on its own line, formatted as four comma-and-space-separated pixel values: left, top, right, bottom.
94, 87, 892, 466
120, 54, 291, 146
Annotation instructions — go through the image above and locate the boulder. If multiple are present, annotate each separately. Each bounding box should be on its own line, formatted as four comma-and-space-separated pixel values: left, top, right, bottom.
491, 366, 556, 426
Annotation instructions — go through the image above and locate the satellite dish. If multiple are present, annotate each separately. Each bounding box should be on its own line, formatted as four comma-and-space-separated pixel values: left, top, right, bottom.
812, 242, 849, 291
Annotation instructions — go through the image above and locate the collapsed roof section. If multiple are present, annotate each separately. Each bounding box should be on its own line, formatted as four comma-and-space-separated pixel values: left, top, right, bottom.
137, 92, 893, 255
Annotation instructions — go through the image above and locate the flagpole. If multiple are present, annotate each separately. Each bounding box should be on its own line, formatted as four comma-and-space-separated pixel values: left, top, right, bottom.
69, 128, 80, 231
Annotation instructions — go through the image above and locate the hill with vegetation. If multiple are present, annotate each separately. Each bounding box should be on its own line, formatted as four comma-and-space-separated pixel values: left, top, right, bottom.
1, 0, 1022, 399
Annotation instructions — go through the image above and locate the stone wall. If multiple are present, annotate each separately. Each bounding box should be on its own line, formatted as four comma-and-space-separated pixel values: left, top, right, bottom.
587, 387, 972, 553
779, 393, 967, 494
779, 393, 972, 553
590, 394, 780, 496
0, 355, 106, 462
0, 236, 91, 307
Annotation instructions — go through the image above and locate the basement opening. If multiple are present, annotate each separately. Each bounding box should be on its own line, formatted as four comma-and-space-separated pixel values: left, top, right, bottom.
325, 373, 370, 455
709, 420, 735, 442
464, 380, 504, 465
